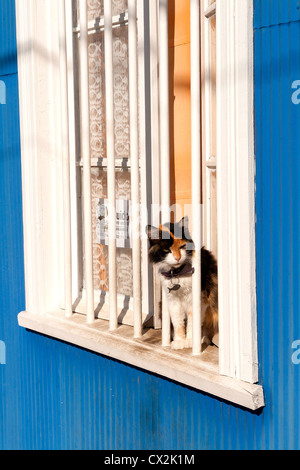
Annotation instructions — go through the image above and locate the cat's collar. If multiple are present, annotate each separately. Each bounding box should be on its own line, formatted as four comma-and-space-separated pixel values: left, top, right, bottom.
160, 263, 195, 279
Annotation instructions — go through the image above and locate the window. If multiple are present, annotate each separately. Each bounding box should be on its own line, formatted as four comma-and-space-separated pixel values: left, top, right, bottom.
16, 0, 264, 410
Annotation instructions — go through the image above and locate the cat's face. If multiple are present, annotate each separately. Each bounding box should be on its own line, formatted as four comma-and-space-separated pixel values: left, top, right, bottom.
146, 217, 194, 269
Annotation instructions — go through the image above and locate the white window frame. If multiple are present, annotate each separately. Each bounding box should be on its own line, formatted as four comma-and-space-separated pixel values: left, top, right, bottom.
201, 0, 259, 384
215, 0, 258, 384
16, 0, 264, 410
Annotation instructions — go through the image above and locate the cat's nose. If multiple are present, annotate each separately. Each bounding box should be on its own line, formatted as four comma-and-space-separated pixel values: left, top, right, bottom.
173, 253, 181, 262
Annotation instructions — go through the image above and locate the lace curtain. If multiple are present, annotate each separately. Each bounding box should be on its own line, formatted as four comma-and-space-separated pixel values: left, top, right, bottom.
75, 0, 134, 297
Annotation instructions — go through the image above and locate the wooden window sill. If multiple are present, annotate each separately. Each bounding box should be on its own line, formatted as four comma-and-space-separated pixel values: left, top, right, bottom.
18, 310, 265, 411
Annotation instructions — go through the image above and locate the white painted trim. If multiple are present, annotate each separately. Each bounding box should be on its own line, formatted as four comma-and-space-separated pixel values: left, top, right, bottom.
216, 0, 258, 383
15, 0, 63, 316
18, 310, 265, 411
59, 0, 73, 318
65, 0, 82, 304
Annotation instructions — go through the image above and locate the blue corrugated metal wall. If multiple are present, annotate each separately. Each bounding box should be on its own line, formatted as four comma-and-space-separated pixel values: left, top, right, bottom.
0, 0, 299, 450
254, 0, 300, 449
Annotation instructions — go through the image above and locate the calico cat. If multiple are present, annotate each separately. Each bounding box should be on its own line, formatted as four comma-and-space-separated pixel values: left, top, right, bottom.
146, 216, 218, 350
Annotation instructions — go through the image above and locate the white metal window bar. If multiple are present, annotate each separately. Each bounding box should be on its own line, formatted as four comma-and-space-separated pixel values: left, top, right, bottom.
191, 0, 202, 356
79, 0, 95, 324
202, 0, 218, 257
128, 0, 142, 338
158, 0, 171, 348
104, 0, 118, 331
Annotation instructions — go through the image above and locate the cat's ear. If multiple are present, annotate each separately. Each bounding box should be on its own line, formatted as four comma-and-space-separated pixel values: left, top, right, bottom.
178, 216, 189, 228
146, 225, 160, 240
177, 216, 190, 238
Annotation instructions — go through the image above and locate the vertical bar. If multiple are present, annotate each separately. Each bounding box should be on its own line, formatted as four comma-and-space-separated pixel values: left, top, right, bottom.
79, 0, 94, 323
148, 0, 162, 330
206, 167, 212, 250
128, 0, 142, 338
66, 0, 81, 301
104, 0, 118, 331
59, 0, 72, 318
159, 0, 171, 347
137, 0, 155, 326
202, 0, 212, 253
190, 0, 202, 355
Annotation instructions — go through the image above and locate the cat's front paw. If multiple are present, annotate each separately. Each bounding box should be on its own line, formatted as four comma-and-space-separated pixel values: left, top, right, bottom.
171, 340, 186, 350
171, 339, 192, 350
201, 335, 212, 346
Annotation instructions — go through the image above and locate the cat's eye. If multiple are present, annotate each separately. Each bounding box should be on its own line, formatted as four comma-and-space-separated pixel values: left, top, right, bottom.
163, 248, 171, 253
180, 244, 186, 250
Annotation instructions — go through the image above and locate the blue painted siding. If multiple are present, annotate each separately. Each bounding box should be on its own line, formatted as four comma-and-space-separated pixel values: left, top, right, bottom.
0, 0, 299, 450
0, 0, 18, 76
253, 0, 300, 29
254, 10, 300, 449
